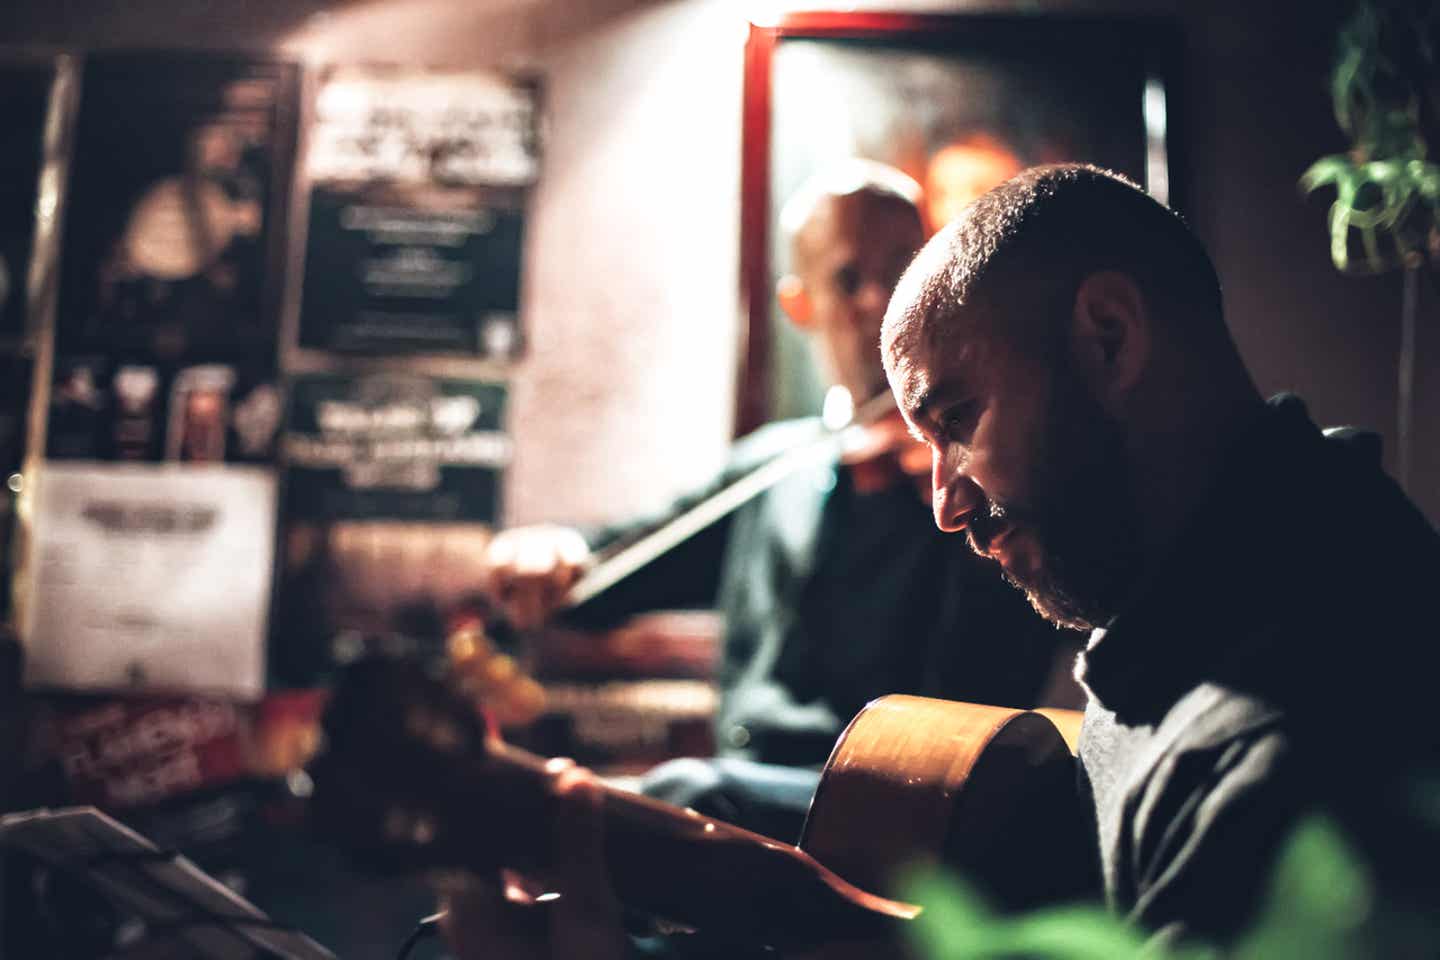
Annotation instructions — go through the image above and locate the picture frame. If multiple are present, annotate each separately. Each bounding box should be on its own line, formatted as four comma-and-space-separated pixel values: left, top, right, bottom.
738, 13, 1183, 430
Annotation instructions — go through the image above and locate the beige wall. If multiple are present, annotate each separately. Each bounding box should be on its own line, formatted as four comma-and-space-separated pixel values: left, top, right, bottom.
7, 0, 1437, 525
279, 0, 747, 526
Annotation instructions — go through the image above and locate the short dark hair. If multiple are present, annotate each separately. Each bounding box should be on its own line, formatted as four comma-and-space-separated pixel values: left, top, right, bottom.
886, 164, 1221, 357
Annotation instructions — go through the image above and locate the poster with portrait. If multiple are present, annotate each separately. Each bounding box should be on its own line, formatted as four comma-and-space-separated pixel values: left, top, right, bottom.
0, 58, 54, 341
297, 67, 539, 358
54, 53, 298, 362
743, 15, 1178, 425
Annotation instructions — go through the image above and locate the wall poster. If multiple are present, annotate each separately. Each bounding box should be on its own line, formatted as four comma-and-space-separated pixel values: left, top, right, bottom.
283, 373, 510, 523
25, 54, 298, 698
270, 374, 509, 686
24, 463, 277, 699
298, 67, 539, 357
46, 53, 295, 468
55, 53, 298, 363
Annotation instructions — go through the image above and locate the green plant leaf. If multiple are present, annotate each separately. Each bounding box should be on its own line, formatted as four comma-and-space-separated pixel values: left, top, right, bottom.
1233, 817, 1373, 960
1331, 44, 1366, 136
898, 864, 999, 959
1329, 202, 1353, 271
1408, 160, 1440, 198
1303, 0, 1440, 276
1361, 222, 1386, 270
1300, 155, 1353, 193
1004, 906, 1148, 959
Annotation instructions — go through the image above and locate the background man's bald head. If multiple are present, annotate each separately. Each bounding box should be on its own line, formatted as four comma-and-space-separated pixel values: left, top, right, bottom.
777, 160, 927, 406
781, 159, 923, 272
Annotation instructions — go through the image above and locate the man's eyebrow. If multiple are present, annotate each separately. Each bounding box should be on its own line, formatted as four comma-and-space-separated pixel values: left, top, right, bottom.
900, 334, 976, 425
908, 384, 948, 422
908, 382, 970, 432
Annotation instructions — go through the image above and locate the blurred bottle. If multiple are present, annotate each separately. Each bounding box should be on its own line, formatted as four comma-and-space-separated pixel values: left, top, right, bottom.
166, 364, 235, 462
112, 365, 159, 460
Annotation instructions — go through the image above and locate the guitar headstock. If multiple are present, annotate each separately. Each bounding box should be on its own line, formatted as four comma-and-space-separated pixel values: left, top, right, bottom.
306, 655, 506, 874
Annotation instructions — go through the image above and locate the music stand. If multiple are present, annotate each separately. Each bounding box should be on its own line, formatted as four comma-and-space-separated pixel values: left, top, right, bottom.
0, 806, 335, 959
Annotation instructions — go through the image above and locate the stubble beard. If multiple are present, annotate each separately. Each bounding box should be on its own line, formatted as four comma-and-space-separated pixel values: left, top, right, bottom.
969, 368, 1144, 632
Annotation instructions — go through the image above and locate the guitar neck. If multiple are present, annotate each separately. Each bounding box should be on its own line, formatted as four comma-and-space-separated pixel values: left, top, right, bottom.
465, 743, 918, 949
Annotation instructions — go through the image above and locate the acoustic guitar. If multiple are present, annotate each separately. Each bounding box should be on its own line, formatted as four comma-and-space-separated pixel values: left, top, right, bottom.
307, 657, 1093, 953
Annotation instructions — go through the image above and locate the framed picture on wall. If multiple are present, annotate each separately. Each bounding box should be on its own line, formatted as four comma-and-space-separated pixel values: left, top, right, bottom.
739, 13, 1182, 430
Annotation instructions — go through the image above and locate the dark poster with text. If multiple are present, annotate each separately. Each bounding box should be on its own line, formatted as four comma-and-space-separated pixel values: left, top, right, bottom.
283, 373, 509, 523
298, 68, 538, 358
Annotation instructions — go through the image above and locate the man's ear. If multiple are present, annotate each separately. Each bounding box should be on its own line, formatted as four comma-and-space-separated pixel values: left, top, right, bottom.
777, 274, 814, 329
1068, 270, 1149, 411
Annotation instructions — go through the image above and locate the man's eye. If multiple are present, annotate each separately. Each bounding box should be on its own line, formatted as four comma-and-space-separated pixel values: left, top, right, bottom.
941, 403, 977, 442
834, 265, 861, 296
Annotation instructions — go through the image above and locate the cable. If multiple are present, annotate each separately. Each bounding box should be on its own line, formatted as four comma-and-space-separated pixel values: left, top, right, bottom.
396, 910, 445, 960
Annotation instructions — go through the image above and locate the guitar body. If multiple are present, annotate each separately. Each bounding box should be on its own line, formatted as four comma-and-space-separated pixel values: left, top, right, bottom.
803, 696, 1093, 912
310, 660, 1095, 953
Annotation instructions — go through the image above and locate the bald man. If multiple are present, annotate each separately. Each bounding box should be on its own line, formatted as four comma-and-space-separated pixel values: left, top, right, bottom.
881, 164, 1440, 947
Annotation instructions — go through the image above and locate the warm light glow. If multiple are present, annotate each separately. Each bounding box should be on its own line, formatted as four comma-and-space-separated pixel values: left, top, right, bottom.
315, 80, 369, 123
923, 134, 1024, 233
286, 768, 315, 799
746, 0, 784, 28
822, 385, 855, 431
447, 629, 480, 663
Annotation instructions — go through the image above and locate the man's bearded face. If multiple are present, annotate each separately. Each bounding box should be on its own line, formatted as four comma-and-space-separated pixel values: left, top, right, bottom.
961, 358, 1142, 630
889, 314, 1144, 632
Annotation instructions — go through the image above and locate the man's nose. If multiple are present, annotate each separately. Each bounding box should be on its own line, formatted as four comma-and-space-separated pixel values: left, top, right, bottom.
932, 459, 983, 533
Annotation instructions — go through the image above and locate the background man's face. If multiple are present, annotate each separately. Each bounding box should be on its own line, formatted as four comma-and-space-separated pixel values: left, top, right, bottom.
888, 304, 1142, 630
794, 192, 924, 404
